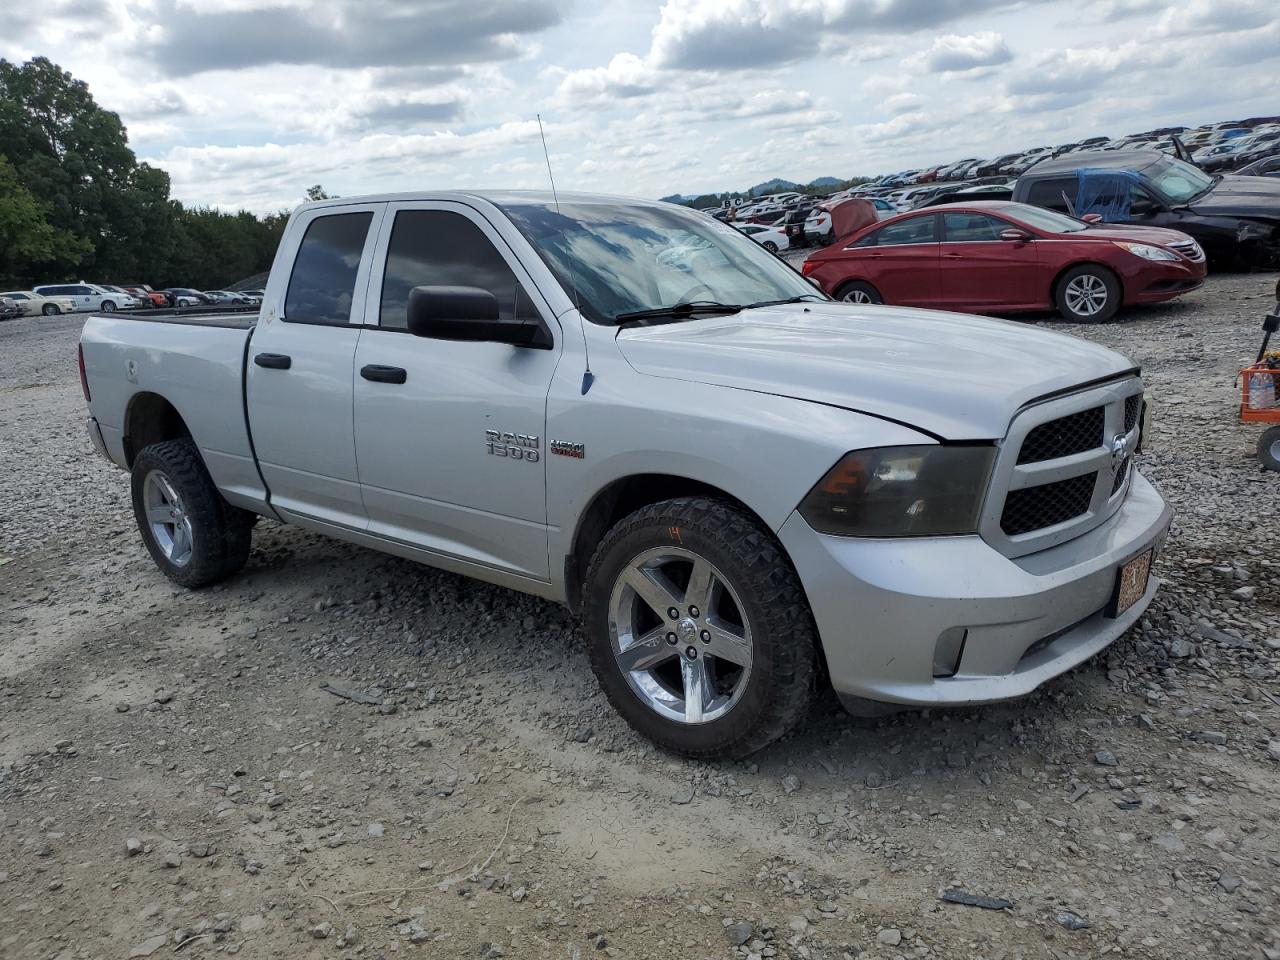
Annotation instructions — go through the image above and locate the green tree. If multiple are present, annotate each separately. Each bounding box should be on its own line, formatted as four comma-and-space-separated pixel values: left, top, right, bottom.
305, 184, 334, 201
0, 153, 88, 285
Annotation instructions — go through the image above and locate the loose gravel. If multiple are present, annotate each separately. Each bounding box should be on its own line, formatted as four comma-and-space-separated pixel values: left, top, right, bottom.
2, 274, 1279, 960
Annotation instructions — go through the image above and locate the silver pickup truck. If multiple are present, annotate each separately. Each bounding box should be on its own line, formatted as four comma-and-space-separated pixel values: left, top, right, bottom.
80, 191, 1172, 757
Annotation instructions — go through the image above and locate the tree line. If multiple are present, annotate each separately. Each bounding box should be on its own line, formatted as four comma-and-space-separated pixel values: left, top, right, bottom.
0, 58, 301, 291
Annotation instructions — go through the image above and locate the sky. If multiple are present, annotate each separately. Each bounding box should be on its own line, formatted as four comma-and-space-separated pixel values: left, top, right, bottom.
1, 0, 1277, 213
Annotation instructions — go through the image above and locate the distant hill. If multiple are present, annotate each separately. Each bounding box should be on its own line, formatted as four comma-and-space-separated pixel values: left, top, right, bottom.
808, 176, 843, 187
747, 178, 800, 196
659, 194, 689, 204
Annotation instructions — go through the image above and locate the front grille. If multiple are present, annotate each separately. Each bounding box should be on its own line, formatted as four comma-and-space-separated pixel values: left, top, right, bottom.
1001, 473, 1097, 536
1017, 406, 1104, 464
1124, 394, 1142, 432
1110, 459, 1130, 495
1167, 238, 1204, 262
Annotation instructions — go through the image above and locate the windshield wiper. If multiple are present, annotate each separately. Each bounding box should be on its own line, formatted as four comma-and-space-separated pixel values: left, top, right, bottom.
742, 294, 827, 309
613, 301, 743, 326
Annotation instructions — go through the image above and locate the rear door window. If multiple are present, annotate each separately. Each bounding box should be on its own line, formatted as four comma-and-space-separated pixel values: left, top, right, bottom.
868, 215, 939, 246
284, 212, 375, 326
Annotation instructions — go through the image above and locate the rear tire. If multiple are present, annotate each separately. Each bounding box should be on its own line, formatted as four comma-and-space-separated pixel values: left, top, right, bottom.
835, 281, 884, 305
582, 497, 817, 759
100, 300, 116, 313
130, 438, 253, 588
1054, 264, 1120, 323
1259, 426, 1280, 472
42, 303, 60, 316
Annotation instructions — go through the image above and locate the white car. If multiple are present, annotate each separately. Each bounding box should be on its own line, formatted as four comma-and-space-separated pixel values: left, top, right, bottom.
33, 283, 142, 313
735, 222, 789, 252
0, 290, 79, 316
79, 188, 1170, 759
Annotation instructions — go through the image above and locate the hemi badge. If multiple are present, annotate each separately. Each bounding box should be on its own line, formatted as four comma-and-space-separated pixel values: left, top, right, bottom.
551, 440, 585, 459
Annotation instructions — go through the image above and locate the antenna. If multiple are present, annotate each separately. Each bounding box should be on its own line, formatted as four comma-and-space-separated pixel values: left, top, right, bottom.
536, 113, 593, 394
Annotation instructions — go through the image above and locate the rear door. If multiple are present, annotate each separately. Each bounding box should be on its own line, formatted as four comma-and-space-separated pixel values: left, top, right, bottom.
938, 211, 1040, 309
852, 214, 941, 305
246, 202, 384, 529
351, 201, 561, 581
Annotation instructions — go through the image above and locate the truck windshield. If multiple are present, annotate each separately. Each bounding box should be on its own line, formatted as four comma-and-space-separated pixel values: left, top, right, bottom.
1146, 157, 1214, 203
498, 200, 824, 325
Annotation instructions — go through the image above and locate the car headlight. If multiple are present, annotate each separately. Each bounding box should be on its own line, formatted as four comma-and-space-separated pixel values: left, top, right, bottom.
1113, 241, 1178, 261
798, 445, 995, 537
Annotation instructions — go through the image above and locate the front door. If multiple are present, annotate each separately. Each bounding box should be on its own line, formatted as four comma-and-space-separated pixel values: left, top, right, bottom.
246, 203, 383, 529
352, 201, 561, 581
938, 211, 1040, 309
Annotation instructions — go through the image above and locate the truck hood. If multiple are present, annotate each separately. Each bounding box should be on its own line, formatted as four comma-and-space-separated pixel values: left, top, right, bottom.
615, 303, 1135, 440
1188, 174, 1280, 219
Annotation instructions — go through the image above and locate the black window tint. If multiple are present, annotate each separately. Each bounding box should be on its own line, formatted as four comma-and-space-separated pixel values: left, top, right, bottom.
379, 210, 536, 331
943, 212, 1002, 242
1025, 178, 1073, 212
874, 216, 938, 246
284, 212, 373, 326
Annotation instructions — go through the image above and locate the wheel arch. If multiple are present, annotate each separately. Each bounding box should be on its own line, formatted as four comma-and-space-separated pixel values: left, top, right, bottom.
564, 473, 773, 614
123, 392, 193, 467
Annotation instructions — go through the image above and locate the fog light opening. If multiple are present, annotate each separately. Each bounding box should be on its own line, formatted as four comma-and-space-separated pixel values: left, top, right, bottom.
932, 627, 968, 679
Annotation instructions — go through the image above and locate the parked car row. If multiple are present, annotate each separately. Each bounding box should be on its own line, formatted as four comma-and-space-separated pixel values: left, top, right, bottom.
0, 282, 264, 319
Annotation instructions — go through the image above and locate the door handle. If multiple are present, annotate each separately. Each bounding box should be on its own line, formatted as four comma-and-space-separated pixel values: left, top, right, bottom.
254, 352, 292, 369
361, 364, 407, 384
943, 253, 965, 259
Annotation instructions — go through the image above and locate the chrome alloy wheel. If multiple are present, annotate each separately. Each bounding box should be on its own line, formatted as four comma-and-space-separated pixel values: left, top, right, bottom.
607, 546, 753, 724
841, 288, 873, 303
1064, 274, 1108, 317
142, 470, 194, 566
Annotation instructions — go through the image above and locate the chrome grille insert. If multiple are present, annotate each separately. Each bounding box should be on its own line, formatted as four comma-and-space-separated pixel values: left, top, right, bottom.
981, 379, 1144, 558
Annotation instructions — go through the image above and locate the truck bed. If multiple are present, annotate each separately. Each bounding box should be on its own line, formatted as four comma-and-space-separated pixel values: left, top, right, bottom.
106, 306, 259, 329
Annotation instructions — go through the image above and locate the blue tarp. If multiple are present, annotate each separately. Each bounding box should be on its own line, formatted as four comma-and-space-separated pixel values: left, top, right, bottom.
1074, 168, 1146, 222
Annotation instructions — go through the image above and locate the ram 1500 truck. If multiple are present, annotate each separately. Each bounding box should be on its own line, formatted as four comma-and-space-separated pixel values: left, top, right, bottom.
80, 191, 1172, 758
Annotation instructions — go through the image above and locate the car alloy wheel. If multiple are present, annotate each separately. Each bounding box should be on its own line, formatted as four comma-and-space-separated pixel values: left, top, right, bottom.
607, 546, 753, 725
42, 303, 60, 316
842, 288, 873, 303
142, 470, 195, 567
1063, 274, 1108, 318
100, 300, 116, 313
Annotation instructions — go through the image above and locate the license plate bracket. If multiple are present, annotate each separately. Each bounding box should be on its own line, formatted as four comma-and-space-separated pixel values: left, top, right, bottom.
1107, 548, 1153, 619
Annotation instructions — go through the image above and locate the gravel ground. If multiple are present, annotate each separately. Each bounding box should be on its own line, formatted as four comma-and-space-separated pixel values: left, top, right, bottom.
2, 273, 1279, 960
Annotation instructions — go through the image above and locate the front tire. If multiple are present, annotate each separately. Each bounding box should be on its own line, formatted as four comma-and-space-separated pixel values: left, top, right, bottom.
763, 241, 778, 253
1259, 426, 1280, 472
835, 280, 883, 304
42, 303, 60, 316
582, 497, 817, 759
1055, 265, 1120, 323
130, 438, 254, 587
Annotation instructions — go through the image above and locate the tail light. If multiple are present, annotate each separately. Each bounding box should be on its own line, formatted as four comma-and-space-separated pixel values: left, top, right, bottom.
801, 259, 818, 276
77, 343, 91, 402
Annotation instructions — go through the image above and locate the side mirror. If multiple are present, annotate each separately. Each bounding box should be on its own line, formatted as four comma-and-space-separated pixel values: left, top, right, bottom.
999, 228, 1032, 242
406, 285, 549, 349
1081, 213, 1103, 224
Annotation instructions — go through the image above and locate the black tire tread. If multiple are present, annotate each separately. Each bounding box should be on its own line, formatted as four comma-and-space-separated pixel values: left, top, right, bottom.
1258, 425, 1280, 472
130, 438, 253, 587
583, 496, 817, 759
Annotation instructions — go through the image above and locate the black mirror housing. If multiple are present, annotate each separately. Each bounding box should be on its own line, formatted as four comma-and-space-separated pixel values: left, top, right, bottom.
406, 285, 549, 348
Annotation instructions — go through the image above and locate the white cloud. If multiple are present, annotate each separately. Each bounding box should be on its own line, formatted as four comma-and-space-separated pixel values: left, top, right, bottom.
904, 32, 1013, 73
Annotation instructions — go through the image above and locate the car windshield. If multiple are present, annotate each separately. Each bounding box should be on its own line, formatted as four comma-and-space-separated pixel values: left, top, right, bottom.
498, 200, 822, 325
1005, 204, 1089, 233
1146, 157, 1214, 203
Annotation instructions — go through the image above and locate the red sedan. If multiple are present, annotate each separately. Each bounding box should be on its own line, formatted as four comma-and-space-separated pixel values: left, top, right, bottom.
802, 201, 1207, 322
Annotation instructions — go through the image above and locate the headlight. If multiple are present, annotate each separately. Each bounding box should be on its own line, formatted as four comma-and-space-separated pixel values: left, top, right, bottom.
798, 445, 995, 537
1113, 241, 1177, 261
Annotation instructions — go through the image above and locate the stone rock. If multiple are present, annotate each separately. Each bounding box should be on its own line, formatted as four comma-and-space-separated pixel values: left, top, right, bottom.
1196, 731, 1228, 746
367, 822, 384, 837
125, 838, 143, 857
571, 727, 592, 743
781, 774, 800, 795
877, 928, 902, 946
1094, 750, 1118, 767
1153, 833, 1185, 853
725, 922, 753, 947
670, 788, 694, 805
310, 922, 333, 939
1218, 870, 1241, 893
1230, 585, 1256, 601
1055, 910, 1090, 931
128, 936, 168, 958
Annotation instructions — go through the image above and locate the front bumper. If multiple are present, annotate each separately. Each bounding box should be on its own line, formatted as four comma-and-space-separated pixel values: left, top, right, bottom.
778, 469, 1172, 707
